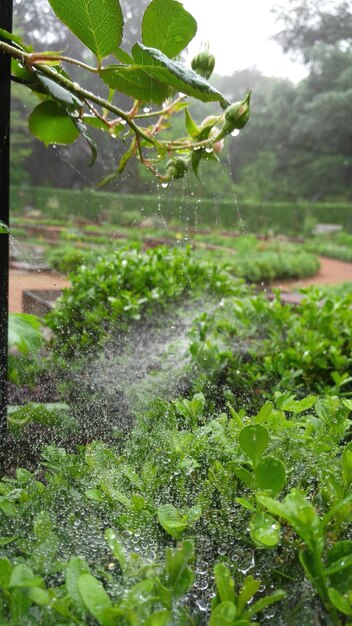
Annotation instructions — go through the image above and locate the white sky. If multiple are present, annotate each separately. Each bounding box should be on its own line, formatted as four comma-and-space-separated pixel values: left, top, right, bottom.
183, 0, 308, 83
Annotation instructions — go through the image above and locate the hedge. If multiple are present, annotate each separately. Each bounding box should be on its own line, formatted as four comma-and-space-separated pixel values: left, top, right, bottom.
10, 185, 352, 233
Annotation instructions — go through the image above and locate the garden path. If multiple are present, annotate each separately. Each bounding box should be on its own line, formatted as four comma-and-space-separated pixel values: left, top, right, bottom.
271, 256, 352, 289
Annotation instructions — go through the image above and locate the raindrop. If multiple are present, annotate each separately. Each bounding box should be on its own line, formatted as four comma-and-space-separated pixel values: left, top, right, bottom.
143, 107, 151, 113
231, 129, 240, 137
161, 182, 168, 188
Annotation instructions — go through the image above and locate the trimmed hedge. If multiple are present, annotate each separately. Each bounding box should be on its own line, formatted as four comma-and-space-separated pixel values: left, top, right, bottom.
11, 185, 352, 233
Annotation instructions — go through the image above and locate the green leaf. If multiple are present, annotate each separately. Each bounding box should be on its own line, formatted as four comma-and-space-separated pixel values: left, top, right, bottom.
70, 115, 98, 165
209, 601, 237, 625
281, 395, 317, 413
142, 0, 197, 58
157, 503, 188, 539
165, 541, 194, 597
36, 74, 83, 108
97, 139, 136, 186
257, 490, 322, 553
9, 564, 43, 589
8, 313, 42, 355
146, 610, 172, 626
342, 442, 352, 486
185, 109, 200, 138
255, 402, 273, 423
0, 558, 12, 587
234, 466, 256, 490
255, 456, 286, 494
326, 541, 352, 594
66, 557, 91, 608
0, 536, 17, 547
100, 65, 170, 104
328, 588, 352, 616
214, 563, 235, 604
26, 587, 50, 606
249, 512, 280, 548
0, 220, 9, 234
48, 0, 123, 62
132, 43, 230, 107
237, 575, 261, 614
29, 101, 80, 146
245, 589, 286, 617
239, 424, 269, 465
104, 529, 127, 571
77, 574, 111, 625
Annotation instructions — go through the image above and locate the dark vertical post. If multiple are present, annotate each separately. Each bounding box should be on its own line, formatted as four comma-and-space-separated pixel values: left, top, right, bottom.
0, 0, 13, 463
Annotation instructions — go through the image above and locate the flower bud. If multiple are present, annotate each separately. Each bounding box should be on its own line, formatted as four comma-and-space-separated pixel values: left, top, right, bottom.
166, 158, 188, 180
191, 48, 216, 80
213, 92, 251, 142
224, 91, 251, 129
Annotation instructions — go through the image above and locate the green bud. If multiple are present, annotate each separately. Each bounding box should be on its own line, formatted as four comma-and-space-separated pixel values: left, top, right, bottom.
224, 91, 251, 130
191, 49, 216, 80
213, 92, 251, 142
166, 158, 188, 180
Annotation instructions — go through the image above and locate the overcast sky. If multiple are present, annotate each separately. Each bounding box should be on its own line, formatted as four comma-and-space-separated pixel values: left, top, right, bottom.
183, 0, 308, 83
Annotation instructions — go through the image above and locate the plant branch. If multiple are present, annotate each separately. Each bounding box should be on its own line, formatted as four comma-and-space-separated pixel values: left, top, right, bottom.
0, 40, 154, 145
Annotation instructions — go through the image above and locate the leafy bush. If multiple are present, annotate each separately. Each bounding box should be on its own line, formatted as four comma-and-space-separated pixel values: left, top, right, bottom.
189, 290, 352, 408
47, 246, 94, 275
304, 240, 352, 262
230, 250, 319, 282
47, 245, 238, 357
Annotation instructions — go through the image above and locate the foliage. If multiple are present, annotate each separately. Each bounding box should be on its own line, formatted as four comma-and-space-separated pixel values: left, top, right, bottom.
188, 289, 352, 409
0, 389, 351, 624
11, 185, 352, 232
1, 0, 251, 186
8, 314, 43, 386
46, 245, 237, 357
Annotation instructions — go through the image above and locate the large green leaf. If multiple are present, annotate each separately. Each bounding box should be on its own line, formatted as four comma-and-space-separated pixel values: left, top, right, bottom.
132, 43, 230, 107
142, 0, 197, 58
29, 101, 80, 146
249, 512, 280, 547
100, 65, 170, 104
48, 0, 123, 62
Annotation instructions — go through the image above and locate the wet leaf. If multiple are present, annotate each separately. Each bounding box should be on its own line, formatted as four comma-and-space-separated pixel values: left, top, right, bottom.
77, 574, 111, 625
157, 504, 187, 538
29, 101, 80, 146
255, 455, 286, 494
326, 541, 352, 594
239, 424, 269, 465
214, 563, 235, 604
281, 395, 317, 413
142, 0, 197, 58
132, 43, 230, 106
48, 0, 123, 62
249, 512, 281, 547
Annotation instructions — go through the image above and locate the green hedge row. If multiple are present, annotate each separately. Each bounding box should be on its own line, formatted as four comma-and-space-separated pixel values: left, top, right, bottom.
10, 185, 352, 233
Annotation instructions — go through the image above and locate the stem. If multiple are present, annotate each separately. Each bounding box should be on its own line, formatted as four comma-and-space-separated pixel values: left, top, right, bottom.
26, 53, 99, 73
0, 41, 154, 145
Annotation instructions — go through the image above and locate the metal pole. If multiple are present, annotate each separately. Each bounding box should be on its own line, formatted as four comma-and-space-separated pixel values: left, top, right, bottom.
0, 0, 13, 462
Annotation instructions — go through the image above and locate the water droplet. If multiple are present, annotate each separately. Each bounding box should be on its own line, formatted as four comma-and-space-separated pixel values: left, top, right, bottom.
231, 129, 240, 137
161, 182, 168, 188
143, 107, 151, 113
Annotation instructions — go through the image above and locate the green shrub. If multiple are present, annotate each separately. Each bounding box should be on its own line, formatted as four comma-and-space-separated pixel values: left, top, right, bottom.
47, 245, 238, 357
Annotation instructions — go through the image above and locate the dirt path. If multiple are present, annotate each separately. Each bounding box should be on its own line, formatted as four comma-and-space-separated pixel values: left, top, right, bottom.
8, 255, 352, 314
9, 270, 70, 314
271, 256, 352, 290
